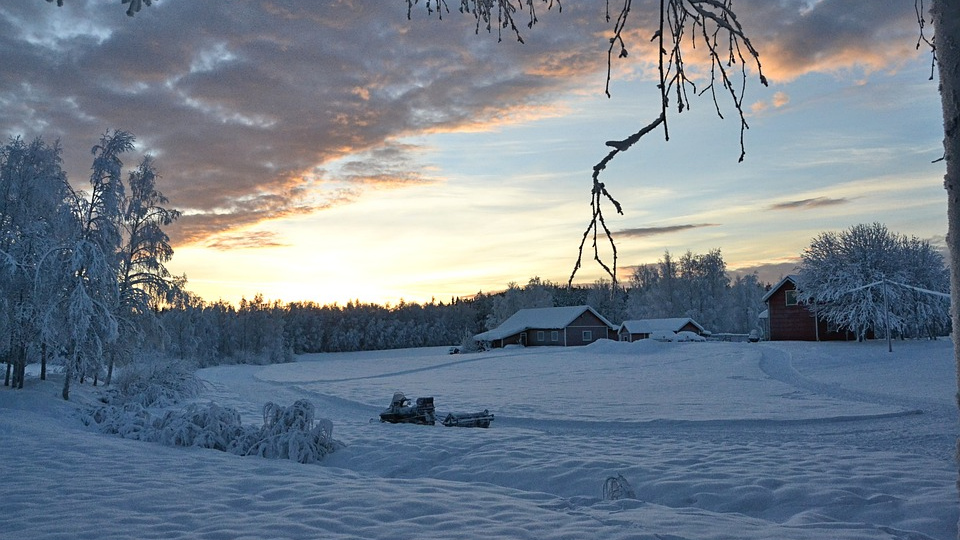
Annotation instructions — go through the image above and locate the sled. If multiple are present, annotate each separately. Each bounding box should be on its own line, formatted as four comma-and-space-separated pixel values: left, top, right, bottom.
379, 393, 436, 425
441, 410, 494, 428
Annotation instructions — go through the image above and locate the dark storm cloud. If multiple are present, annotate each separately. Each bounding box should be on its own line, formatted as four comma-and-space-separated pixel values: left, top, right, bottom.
616, 223, 719, 238
3, 1, 604, 245
5, 1, 917, 246
768, 196, 851, 210
732, 0, 921, 81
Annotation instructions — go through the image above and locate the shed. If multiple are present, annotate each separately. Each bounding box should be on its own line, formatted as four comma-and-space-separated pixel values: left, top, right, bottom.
474, 305, 616, 348
617, 318, 706, 342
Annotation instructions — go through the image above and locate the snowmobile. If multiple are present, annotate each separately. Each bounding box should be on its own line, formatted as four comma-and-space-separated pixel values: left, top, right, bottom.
379, 392, 436, 425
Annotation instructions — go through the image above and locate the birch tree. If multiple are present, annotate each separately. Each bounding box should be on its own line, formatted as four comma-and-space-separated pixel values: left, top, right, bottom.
43, 131, 134, 399
109, 155, 181, 384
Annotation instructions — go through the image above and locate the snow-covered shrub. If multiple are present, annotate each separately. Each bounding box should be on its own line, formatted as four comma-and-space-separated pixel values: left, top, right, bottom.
82, 402, 155, 441
239, 400, 341, 464
458, 332, 481, 353
103, 355, 204, 408
83, 398, 341, 464
153, 402, 248, 451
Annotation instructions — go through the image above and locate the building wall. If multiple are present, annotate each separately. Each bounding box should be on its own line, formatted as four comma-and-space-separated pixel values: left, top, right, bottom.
767, 283, 818, 340
767, 282, 854, 341
563, 311, 613, 346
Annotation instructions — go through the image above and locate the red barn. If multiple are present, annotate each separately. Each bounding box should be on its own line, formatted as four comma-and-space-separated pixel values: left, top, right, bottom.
762, 275, 854, 341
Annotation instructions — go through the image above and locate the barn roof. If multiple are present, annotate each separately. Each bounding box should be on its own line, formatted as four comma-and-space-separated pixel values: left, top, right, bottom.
761, 274, 800, 303
474, 305, 615, 341
618, 318, 706, 335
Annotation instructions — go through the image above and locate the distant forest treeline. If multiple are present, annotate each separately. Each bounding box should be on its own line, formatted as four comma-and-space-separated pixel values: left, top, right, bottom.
157, 248, 770, 365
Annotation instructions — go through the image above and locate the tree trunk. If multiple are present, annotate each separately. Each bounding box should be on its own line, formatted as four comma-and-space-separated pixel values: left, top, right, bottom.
15, 346, 25, 389
40, 342, 47, 381
930, 0, 960, 497
106, 351, 114, 386
4, 360, 9, 387
62, 363, 71, 401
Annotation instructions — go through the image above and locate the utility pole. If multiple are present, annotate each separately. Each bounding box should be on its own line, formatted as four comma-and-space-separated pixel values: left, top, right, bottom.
881, 276, 892, 353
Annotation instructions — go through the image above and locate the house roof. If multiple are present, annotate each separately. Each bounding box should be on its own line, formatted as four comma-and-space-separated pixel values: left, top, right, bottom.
761, 274, 800, 303
474, 305, 615, 341
618, 318, 706, 335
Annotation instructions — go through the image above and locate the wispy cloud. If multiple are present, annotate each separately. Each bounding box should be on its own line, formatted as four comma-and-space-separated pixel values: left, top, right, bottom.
204, 231, 289, 251
616, 223, 719, 238
769, 197, 851, 211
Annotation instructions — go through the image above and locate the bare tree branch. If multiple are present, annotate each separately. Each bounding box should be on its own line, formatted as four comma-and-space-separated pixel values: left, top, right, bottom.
572, 0, 766, 288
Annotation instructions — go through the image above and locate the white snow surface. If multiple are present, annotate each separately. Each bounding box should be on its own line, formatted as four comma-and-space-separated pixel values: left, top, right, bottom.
1, 339, 957, 539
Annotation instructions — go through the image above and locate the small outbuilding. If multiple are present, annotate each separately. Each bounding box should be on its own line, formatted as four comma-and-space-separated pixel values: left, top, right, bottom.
474, 305, 616, 349
762, 275, 855, 341
617, 318, 707, 342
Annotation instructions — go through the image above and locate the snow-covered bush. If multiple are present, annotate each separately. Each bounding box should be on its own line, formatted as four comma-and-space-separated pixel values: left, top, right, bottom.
83, 402, 155, 441
103, 355, 204, 408
239, 400, 341, 463
83, 398, 341, 464
458, 331, 481, 353
153, 402, 249, 451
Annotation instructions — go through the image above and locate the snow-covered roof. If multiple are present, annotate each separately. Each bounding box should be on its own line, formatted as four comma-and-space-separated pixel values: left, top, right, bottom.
761, 274, 800, 303
474, 305, 615, 341
618, 318, 706, 335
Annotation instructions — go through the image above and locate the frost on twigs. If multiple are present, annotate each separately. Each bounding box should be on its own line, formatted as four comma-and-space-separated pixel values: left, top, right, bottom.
46, 0, 153, 17
406, 0, 560, 43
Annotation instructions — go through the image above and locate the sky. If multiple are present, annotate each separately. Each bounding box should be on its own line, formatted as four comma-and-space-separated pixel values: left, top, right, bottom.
0, 0, 947, 306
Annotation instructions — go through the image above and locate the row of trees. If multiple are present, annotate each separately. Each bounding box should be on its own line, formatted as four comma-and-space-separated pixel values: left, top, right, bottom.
0, 132, 179, 399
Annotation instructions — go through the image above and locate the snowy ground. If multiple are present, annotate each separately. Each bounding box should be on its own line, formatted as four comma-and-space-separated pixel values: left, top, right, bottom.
1, 339, 957, 539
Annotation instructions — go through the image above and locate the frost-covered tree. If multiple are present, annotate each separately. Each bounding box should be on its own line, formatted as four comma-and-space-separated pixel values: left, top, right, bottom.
109, 155, 181, 384
626, 249, 743, 332
42, 131, 135, 399
485, 277, 555, 330
726, 272, 767, 336
585, 278, 628, 324
0, 137, 76, 388
797, 223, 949, 341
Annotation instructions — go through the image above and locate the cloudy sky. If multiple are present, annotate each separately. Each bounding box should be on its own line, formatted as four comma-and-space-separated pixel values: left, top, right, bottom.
2, 1, 946, 305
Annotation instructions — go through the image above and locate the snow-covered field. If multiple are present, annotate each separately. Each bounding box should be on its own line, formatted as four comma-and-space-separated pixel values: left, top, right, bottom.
1, 339, 956, 539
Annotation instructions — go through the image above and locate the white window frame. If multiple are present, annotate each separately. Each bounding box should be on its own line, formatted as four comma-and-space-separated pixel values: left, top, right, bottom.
582, 330, 593, 342
785, 290, 798, 306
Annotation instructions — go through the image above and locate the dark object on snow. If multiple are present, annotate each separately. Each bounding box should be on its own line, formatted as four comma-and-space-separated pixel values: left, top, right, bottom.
379, 392, 436, 425
442, 410, 494, 428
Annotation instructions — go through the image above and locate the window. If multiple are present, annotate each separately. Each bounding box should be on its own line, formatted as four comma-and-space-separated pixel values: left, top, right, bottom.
551, 331, 559, 342
785, 290, 798, 306
537, 330, 545, 342
582, 330, 593, 342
